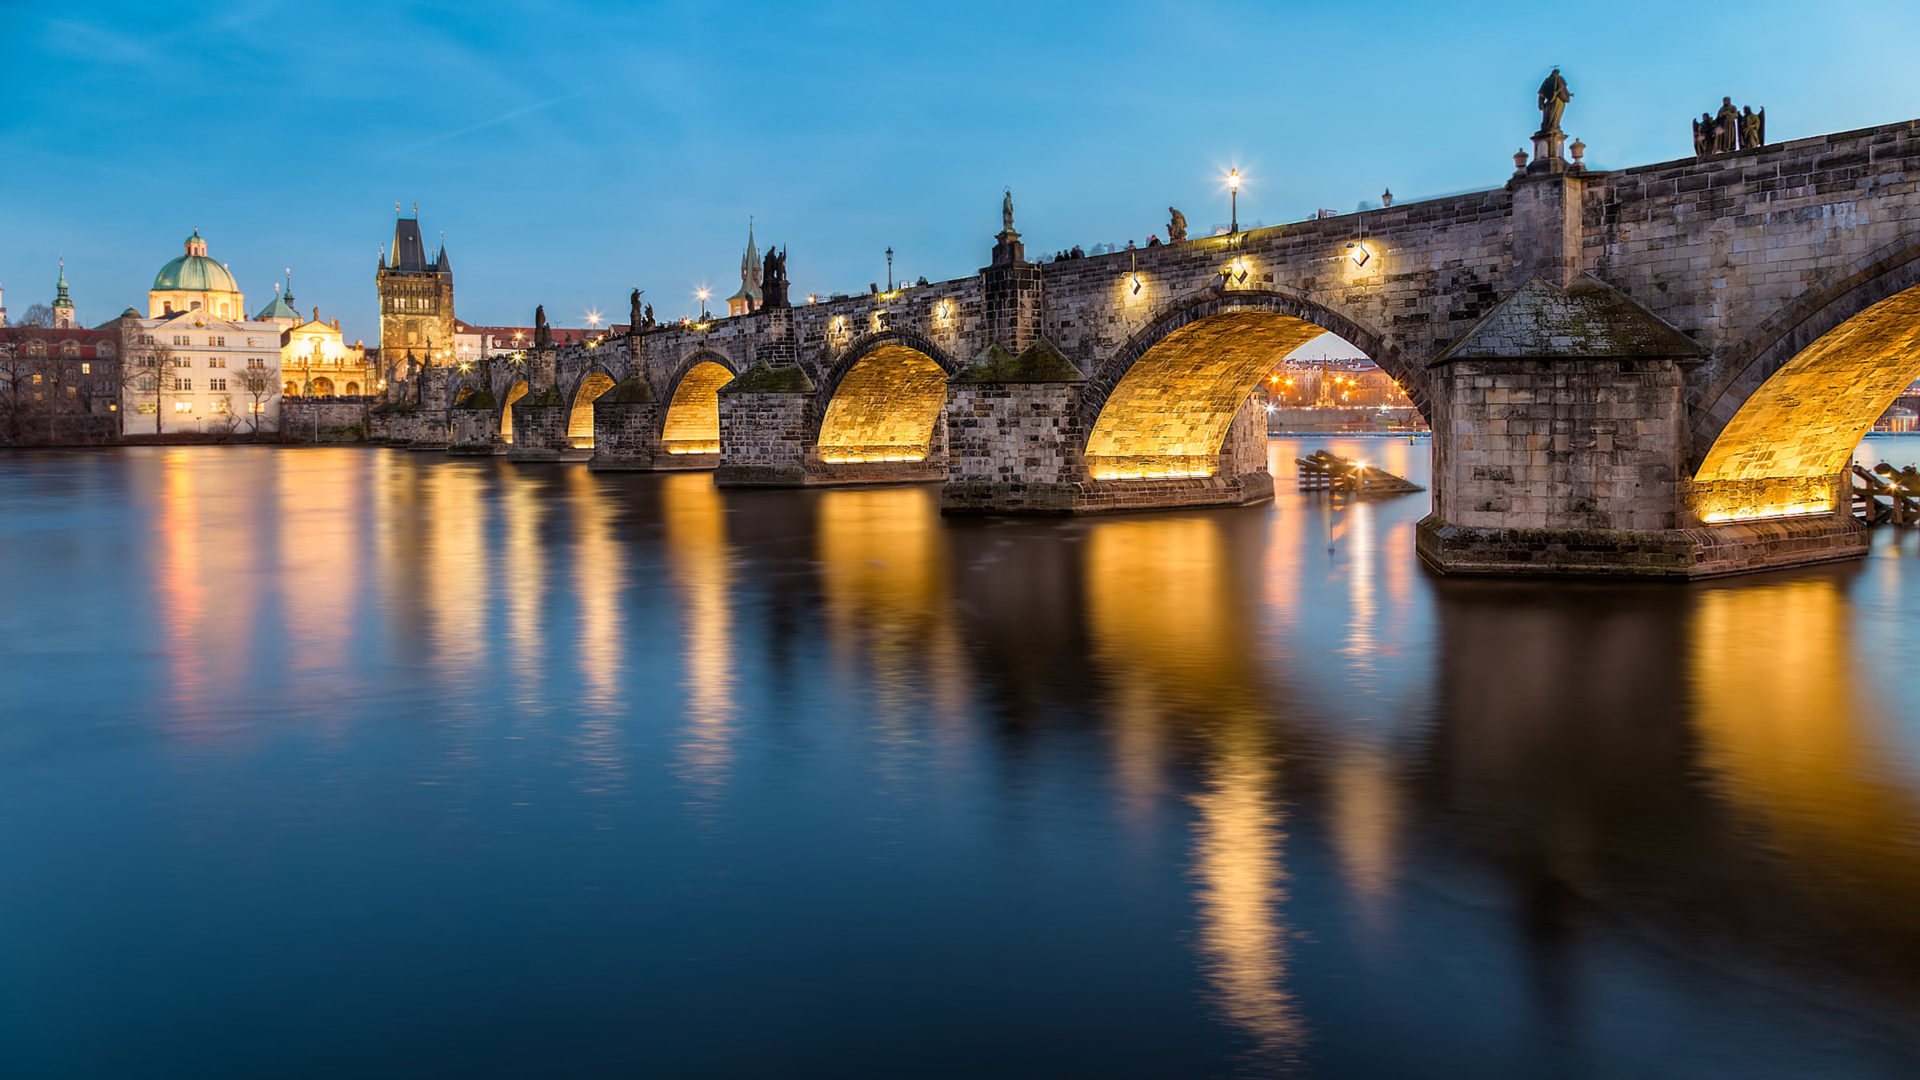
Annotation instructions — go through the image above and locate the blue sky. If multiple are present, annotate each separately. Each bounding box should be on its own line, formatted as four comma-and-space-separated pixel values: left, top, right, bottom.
7, 0, 1920, 343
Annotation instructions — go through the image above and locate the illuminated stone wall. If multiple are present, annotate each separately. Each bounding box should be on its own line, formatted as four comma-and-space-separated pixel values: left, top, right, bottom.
588, 399, 660, 471
1432, 355, 1688, 532
448, 406, 497, 455
280, 398, 368, 442
661, 361, 732, 455
942, 381, 1087, 513
507, 399, 567, 460
714, 387, 814, 487
816, 344, 948, 463
1084, 312, 1322, 480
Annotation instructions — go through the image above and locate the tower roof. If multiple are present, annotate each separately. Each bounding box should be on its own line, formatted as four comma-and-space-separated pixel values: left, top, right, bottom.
391, 215, 431, 273
729, 221, 763, 303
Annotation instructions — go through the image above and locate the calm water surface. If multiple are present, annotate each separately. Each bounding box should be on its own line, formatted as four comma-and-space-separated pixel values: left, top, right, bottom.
5, 437, 1920, 1078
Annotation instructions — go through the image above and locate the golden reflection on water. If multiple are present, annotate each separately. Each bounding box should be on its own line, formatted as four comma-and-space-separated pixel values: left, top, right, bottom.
817, 485, 966, 769
421, 465, 488, 687
1690, 577, 1920, 902
500, 473, 546, 702
566, 469, 626, 797
662, 473, 736, 803
154, 452, 210, 727
1084, 515, 1301, 1059
274, 451, 359, 684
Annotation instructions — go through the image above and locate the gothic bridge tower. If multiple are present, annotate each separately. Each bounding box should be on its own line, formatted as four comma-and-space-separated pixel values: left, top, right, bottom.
377, 207, 456, 371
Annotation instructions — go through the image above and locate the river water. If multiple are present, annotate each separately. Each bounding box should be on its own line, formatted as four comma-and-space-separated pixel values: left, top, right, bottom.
3, 437, 1920, 1078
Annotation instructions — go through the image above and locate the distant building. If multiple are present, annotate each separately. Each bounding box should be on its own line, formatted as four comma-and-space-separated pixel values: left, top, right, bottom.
726, 222, 761, 317
114, 233, 284, 433
0, 321, 123, 443
376, 211, 455, 392
455, 319, 623, 361
280, 308, 371, 397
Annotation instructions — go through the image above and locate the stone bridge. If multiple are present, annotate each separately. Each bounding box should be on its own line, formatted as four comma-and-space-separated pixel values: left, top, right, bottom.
372, 99, 1920, 578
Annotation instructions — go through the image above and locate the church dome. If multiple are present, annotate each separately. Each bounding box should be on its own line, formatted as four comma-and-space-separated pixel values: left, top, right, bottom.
152, 230, 239, 294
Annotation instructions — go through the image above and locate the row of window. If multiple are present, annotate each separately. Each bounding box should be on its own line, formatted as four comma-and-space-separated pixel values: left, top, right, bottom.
134, 400, 266, 415
142, 334, 264, 348
12, 341, 112, 359
137, 356, 270, 369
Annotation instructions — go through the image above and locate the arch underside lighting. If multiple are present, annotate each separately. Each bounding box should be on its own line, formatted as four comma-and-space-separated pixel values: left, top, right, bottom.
662, 362, 733, 454
500, 380, 529, 443
817, 344, 946, 464
1086, 312, 1326, 480
1694, 285, 1920, 523
568, 373, 617, 448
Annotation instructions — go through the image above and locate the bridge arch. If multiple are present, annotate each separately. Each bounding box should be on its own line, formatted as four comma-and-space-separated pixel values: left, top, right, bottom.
565, 362, 620, 448
661, 351, 737, 456
813, 329, 960, 464
1690, 241, 1920, 522
1080, 288, 1409, 478
500, 379, 529, 443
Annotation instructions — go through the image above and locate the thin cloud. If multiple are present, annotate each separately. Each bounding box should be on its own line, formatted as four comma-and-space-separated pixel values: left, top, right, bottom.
378, 92, 588, 160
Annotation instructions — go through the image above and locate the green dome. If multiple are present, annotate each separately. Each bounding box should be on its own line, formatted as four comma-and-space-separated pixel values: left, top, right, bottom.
152, 230, 239, 294
153, 254, 239, 293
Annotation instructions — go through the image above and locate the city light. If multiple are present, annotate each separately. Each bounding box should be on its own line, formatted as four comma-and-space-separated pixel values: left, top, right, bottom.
586, 310, 602, 328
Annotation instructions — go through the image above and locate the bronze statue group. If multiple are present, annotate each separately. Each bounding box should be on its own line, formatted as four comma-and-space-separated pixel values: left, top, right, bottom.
1695, 97, 1765, 156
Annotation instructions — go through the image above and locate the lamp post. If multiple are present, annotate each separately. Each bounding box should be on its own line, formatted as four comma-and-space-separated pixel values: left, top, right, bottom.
886, 247, 894, 292
1227, 169, 1241, 234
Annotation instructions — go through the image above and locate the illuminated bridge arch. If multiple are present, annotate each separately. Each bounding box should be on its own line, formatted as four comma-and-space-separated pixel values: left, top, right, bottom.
813, 329, 960, 464
499, 379, 529, 443
1690, 240, 1920, 521
661, 351, 737, 455
1080, 289, 1409, 478
565, 364, 619, 448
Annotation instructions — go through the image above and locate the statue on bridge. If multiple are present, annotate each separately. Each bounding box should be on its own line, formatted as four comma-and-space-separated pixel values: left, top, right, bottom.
534, 304, 551, 349
1714, 97, 1740, 153
1168, 207, 1188, 243
762, 246, 790, 309
644, 303, 654, 328
1002, 189, 1016, 235
630, 288, 645, 333
1536, 67, 1572, 136
1740, 105, 1765, 150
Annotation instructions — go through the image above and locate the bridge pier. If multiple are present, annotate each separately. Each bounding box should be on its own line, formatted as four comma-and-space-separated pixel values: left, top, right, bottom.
587, 376, 662, 471
939, 339, 1274, 515
506, 393, 568, 461
713, 364, 817, 487
1414, 275, 1868, 578
448, 390, 498, 454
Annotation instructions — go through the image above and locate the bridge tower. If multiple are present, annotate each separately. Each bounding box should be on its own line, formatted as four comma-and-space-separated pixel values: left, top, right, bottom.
377, 208, 455, 394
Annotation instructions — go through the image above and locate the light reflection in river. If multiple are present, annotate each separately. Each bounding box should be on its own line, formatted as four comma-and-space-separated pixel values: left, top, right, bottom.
2, 439, 1920, 1078
661, 472, 736, 806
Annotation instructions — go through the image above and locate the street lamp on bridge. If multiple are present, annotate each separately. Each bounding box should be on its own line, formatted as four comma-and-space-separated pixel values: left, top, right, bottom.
1227, 168, 1242, 234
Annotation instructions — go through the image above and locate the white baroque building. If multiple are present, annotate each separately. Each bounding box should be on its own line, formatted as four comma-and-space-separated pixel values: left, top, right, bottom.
112, 232, 283, 433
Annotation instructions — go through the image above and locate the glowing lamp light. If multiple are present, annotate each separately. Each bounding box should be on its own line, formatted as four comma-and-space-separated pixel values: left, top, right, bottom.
1348, 241, 1372, 267
1127, 273, 1143, 295
1227, 168, 1241, 191
586, 311, 602, 328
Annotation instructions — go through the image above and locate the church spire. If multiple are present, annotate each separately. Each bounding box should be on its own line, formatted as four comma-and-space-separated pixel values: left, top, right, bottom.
52, 257, 74, 328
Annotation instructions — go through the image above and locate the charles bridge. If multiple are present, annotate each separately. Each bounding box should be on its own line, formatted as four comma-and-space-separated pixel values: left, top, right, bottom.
357, 82, 1920, 579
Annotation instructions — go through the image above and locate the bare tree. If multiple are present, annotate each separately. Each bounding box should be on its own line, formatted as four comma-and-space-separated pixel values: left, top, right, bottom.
122, 337, 178, 435
0, 341, 30, 444
16, 303, 55, 328
233, 364, 279, 434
